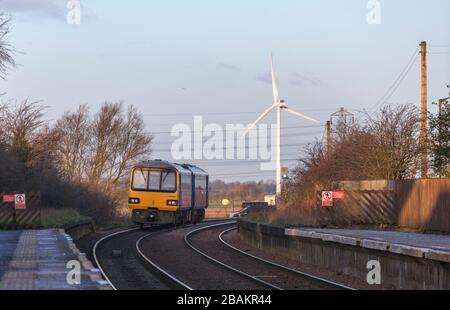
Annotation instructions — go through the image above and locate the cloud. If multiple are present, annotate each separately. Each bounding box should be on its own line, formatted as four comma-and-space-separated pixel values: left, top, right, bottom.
289, 72, 322, 87
217, 62, 240, 71
0, 0, 97, 21
254, 71, 273, 84
218, 62, 239, 71
291, 73, 320, 86
0, 0, 64, 18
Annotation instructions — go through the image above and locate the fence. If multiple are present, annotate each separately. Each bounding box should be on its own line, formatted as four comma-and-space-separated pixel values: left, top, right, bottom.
0, 192, 41, 229
311, 179, 450, 233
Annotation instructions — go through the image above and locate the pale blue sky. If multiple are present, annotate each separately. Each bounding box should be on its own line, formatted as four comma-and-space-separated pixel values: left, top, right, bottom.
1, 0, 449, 181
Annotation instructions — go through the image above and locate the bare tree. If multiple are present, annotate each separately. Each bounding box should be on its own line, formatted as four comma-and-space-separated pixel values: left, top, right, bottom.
0, 100, 7, 147
0, 14, 16, 79
87, 102, 122, 184
2, 99, 47, 163
365, 105, 420, 179
52, 104, 90, 182
105, 105, 152, 185
87, 102, 152, 185
286, 104, 421, 207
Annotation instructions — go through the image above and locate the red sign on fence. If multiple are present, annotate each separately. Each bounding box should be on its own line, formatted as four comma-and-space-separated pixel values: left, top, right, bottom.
14, 194, 26, 210
3, 195, 15, 203
333, 191, 346, 199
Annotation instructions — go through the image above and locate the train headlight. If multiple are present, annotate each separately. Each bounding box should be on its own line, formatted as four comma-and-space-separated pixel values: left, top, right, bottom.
167, 200, 178, 206
129, 198, 140, 204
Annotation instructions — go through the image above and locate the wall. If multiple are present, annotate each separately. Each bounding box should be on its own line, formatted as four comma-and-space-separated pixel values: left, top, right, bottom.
288, 179, 450, 233
238, 220, 450, 290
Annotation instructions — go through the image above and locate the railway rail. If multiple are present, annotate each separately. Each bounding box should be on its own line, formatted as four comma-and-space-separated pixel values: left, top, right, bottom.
93, 220, 355, 290
218, 227, 355, 290
93, 220, 229, 290
185, 223, 355, 290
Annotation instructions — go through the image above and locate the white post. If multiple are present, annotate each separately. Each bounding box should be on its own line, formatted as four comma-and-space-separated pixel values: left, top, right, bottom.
276, 104, 282, 195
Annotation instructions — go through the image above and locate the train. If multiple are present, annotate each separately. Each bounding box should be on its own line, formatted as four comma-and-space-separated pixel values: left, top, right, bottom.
128, 160, 209, 228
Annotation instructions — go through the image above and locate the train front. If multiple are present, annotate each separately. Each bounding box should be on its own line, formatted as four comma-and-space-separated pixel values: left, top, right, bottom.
128, 160, 180, 227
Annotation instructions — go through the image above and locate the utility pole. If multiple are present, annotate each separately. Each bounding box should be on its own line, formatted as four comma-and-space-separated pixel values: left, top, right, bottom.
326, 121, 332, 159
420, 41, 428, 179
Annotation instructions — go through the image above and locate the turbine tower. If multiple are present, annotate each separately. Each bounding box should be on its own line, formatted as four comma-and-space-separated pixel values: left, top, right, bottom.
245, 55, 319, 195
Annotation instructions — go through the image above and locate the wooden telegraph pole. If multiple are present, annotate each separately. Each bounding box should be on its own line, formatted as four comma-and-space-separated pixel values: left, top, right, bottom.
326, 121, 332, 159
420, 41, 428, 178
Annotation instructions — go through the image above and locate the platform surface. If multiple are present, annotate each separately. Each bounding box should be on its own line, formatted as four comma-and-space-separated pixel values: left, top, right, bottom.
0, 229, 105, 290
302, 228, 450, 251
285, 227, 450, 263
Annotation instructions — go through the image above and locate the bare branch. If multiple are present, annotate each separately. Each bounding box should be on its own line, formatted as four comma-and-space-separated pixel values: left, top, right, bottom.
0, 13, 16, 79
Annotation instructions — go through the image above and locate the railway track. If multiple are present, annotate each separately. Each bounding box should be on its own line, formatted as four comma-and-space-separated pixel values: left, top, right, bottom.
218, 227, 355, 290
93, 225, 172, 290
93, 220, 355, 290
92, 220, 232, 290
185, 223, 355, 290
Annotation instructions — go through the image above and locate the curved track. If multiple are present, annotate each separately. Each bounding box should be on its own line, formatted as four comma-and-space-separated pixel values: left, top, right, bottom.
218, 227, 355, 290
93, 220, 231, 290
93, 227, 140, 290
93, 221, 355, 290
184, 222, 282, 290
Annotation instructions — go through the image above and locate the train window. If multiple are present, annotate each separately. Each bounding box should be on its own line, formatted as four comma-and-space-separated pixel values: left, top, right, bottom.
132, 169, 148, 190
161, 171, 176, 191
196, 175, 206, 190
148, 171, 161, 190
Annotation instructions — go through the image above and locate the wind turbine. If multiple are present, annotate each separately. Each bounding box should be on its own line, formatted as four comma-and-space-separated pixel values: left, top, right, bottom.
245, 55, 320, 195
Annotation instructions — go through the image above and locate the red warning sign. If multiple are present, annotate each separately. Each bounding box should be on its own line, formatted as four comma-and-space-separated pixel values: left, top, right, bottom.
3, 195, 15, 203
14, 194, 26, 210
322, 191, 333, 207
333, 191, 346, 199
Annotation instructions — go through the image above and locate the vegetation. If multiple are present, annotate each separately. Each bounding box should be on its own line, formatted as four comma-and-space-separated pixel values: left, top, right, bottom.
40, 208, 90, 229
209, 179, 275, 205
281, 104, 421, 205
0, 13, 15, 79
270, 103, 448, 227
0, 100, 152, 225
429, 102, 450, 177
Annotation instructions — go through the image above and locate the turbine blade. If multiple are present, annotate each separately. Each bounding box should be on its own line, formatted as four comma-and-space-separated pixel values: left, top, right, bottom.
244, 105, 277, 134
283, 107, 320, 123
271, 54, 279, 103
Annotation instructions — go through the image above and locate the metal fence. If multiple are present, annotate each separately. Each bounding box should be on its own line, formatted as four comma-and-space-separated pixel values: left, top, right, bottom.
0, 192, 41, 228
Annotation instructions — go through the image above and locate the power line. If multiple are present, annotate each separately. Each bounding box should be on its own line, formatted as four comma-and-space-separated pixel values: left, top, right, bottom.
369, 47, 420, 112
150, 130, 323, 145
182, 159, 299, 167
152, 142, 309, 152
140, 108, 336, 117
211, 171, 279, 177
145, 124, 323, 135
429, 44, 450, 47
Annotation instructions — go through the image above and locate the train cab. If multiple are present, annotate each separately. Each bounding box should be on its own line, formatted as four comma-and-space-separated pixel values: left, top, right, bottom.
128, 160, 208, 227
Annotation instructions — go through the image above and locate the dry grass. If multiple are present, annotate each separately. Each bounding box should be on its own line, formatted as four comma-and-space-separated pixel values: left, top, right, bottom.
40, 208, 90, 228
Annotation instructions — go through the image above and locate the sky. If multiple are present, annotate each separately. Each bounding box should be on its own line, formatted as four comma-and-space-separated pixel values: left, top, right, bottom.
1, 0, 449, 182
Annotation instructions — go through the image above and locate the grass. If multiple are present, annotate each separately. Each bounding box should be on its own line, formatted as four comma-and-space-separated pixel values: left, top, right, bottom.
41, 208, 92, 229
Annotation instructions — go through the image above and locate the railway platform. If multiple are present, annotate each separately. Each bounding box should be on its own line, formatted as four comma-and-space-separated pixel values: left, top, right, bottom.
285, 227, 450, 263
0, 229, 109, 290
239, 220, 450, 289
